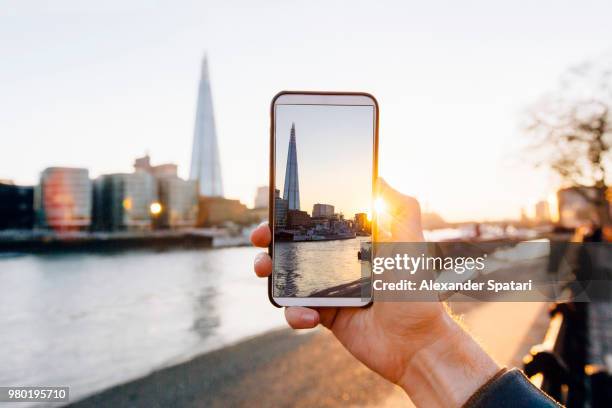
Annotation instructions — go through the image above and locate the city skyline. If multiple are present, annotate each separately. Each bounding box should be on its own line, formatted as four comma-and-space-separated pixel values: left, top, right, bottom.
275, 104, 373, 219
2, 2, 612, 220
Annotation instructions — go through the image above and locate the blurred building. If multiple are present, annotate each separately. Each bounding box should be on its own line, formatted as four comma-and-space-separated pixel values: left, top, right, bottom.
156, 177, 198, 229
354, 212, 370, 234
247, 207, 268, 223
197, 196, 251, 226
535, 200, 551, 224
92, 173, 157, 231
0, 182, 34, 230
35, 167, 92, 231
274, 189, 288, 228
190, 56, 224, 197
520, 207, 530, 225
248, 186, 269, 223
254, 186, 268, 209
330, 214, 350, 231
134, 154, 198, 229
310, 217, 330, 229
134, 155, 178, 178
558, 187, 605, 229
287, 209, 310, 228
312, 203, 334, 218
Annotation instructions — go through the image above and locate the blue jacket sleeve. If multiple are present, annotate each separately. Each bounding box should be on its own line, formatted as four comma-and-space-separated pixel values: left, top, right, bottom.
464, 368, 562, 408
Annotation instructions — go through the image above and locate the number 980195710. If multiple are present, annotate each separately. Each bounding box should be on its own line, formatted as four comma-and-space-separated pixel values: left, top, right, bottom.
1, 387, 69, 402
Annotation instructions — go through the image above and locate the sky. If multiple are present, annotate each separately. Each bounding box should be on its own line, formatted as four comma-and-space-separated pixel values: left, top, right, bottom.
2, 1, 612, 221
275, 104, 373, 218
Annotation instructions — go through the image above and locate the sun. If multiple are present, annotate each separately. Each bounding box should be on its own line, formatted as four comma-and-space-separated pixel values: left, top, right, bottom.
374, 197, 387, 215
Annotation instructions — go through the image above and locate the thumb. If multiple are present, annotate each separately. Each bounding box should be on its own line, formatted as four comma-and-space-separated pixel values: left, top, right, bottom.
374, 177, 424, 242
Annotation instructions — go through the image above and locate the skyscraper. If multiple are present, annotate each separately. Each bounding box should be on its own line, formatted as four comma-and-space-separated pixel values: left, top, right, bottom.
190, 55, 223, 197
283, 123, 300, 210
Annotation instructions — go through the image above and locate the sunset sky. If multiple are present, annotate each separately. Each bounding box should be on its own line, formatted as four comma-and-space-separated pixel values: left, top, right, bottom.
2, 1, 612, 221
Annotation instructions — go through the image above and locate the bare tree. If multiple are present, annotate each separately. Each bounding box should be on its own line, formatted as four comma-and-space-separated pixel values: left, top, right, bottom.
526, 57, 612, 226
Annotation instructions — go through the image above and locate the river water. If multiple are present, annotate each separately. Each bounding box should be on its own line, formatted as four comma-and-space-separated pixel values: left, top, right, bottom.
0, 247, 285, 404
273, 237, 369, 297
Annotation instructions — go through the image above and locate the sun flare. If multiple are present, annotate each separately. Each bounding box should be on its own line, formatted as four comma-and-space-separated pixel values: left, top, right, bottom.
374, 197, 387, 215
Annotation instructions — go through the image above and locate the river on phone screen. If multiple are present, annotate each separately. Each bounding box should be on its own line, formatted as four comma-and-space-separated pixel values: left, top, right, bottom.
273, 236, 369, 297
0, 247, 286, 405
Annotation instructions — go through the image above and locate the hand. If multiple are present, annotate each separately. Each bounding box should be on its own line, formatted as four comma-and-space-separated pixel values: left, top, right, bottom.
251, 179, 499, 407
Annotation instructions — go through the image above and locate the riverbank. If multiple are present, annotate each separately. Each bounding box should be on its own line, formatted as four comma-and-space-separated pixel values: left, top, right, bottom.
0, 230, 215, 252
69, 301, 550, 408
0, 228, 259, 253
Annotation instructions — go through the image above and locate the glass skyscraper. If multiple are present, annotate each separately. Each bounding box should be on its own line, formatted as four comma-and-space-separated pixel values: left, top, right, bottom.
190, 55, 224, 197
283, 123, 300, 210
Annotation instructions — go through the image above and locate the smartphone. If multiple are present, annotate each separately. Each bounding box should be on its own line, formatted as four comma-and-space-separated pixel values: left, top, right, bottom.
269, 91, 378, 307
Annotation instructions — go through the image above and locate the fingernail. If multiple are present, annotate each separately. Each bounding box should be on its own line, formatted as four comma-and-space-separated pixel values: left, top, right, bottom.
302, 312, 318, 326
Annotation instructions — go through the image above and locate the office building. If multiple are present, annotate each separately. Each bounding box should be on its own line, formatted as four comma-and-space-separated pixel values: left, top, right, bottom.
354, 212, 370, 233
310, 217, 330, 229
197, 196, 250, 226
36, 167, 92, 231
0, 182, 34, 230
133, 155, 198, 229
92, 172, 157, 231
288, 209, 310, 228
274, 189, 288, 228
190, 56, 224, 196
156, 177, 198, 229
312, 203, 334, 218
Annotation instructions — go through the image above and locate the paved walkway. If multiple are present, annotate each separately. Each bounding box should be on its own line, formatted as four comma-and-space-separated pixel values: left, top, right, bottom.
72, 302, 549, 408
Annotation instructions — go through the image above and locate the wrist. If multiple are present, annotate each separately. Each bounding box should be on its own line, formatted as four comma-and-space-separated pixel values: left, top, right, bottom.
398, 312, 500, 408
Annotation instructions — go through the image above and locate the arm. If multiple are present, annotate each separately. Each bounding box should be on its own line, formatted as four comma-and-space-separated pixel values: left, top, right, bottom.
251, 178, 562, 407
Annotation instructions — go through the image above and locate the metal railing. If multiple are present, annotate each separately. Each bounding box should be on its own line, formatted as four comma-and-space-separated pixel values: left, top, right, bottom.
523, 303, 574, 405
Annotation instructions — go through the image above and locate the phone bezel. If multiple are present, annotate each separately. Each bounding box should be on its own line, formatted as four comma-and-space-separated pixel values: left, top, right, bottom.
268, 91, 379, 308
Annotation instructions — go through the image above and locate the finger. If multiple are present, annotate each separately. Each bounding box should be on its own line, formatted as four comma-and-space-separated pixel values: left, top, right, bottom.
316, 307, 340, 329
250, 222, 271, 247
254, 252, 272, 277
285, 307, 320, 329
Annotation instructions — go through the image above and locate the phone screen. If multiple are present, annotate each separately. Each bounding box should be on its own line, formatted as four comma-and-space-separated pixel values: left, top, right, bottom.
272, 97, 376, 302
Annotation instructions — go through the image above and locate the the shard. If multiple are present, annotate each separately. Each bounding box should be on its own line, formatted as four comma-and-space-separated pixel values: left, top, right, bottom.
283, 123, 300, 210
190, 55, 224, 197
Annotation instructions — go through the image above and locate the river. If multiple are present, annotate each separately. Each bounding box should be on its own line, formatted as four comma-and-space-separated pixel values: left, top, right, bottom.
273, 237, 369, 297
0, 247, 285, 404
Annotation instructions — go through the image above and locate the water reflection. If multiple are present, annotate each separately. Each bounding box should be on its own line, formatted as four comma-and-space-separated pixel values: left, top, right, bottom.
192, 287, 220, 339
274, 237, 368, 297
